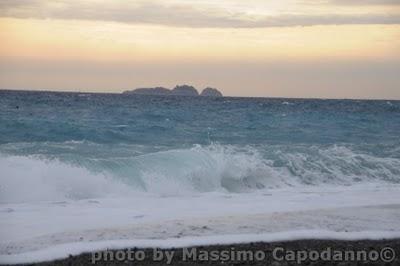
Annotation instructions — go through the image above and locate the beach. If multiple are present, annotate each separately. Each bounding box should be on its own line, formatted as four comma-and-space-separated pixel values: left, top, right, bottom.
1, 188, 400, 264
29, 239, 400, 266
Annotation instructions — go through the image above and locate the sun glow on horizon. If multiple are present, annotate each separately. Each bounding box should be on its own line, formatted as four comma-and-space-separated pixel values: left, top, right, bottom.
1, 17, 399, 62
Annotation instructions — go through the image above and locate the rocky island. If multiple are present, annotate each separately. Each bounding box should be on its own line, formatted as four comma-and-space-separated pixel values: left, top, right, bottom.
200, 87, 223, 97
123, 85, 223, 97
171, 85, 199, 96
128, 87, 170, 95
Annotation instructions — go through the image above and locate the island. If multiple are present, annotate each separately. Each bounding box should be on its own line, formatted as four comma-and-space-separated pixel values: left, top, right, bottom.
126, 87, 170, 96
200, 87, 223, 97
171, 85, 199, 96
123, 85, 223, 97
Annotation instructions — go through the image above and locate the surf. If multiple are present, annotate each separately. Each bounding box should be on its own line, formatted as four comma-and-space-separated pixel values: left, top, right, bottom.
1, 143, 399, 203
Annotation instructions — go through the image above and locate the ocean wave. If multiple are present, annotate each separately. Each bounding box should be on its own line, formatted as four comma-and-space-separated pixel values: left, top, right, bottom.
0, 155, 133, 203
1, 144, 399, 203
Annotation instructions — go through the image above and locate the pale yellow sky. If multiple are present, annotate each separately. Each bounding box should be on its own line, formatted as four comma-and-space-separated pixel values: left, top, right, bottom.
0, 0, 399, 99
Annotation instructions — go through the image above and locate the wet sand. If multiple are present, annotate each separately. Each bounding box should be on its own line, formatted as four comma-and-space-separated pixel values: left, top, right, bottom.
26, 239, 400, 266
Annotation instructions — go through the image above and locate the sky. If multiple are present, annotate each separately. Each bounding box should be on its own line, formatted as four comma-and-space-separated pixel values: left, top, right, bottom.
0, 0, 399, 99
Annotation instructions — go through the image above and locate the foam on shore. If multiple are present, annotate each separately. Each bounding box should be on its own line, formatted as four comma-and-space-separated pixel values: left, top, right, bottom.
2, 230, 400, 265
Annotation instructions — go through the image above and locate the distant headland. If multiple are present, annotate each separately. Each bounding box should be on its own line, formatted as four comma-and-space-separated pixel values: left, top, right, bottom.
123, 85, 223, 97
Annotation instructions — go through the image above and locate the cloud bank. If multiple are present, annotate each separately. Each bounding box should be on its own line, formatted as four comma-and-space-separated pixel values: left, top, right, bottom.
0, 0, 399, 28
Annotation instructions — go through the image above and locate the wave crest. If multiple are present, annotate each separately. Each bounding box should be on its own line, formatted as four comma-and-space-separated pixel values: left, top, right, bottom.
1, 144, 399, 203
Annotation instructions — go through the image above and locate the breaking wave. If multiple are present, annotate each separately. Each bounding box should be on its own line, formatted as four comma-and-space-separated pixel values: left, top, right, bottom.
1, 144, 400, 203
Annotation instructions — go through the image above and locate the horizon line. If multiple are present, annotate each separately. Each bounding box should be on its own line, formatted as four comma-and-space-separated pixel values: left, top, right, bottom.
1, 88, 399, 102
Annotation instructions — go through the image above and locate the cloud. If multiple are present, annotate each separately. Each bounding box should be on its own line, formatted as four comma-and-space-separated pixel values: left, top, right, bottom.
249, 14, 400, 28
304, 0, 400, 6
330, 0, 400, 5
0, 0, 399, 28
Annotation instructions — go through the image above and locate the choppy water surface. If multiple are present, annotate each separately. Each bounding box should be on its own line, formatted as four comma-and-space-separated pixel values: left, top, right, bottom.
1, 90, 399, 202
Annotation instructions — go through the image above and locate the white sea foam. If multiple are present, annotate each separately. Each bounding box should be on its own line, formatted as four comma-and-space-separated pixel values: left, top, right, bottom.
0, 155, 133, 203
1, 189, 400, 264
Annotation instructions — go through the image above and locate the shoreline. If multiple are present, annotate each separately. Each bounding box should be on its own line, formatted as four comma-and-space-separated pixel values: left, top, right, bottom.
3, 230, 400, 265
23, 239, 400, 266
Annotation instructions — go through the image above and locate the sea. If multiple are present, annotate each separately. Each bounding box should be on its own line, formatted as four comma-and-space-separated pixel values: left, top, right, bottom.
1, 90, 400, 263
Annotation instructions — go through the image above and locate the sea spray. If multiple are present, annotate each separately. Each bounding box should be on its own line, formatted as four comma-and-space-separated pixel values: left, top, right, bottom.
1, 143, 400, 203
